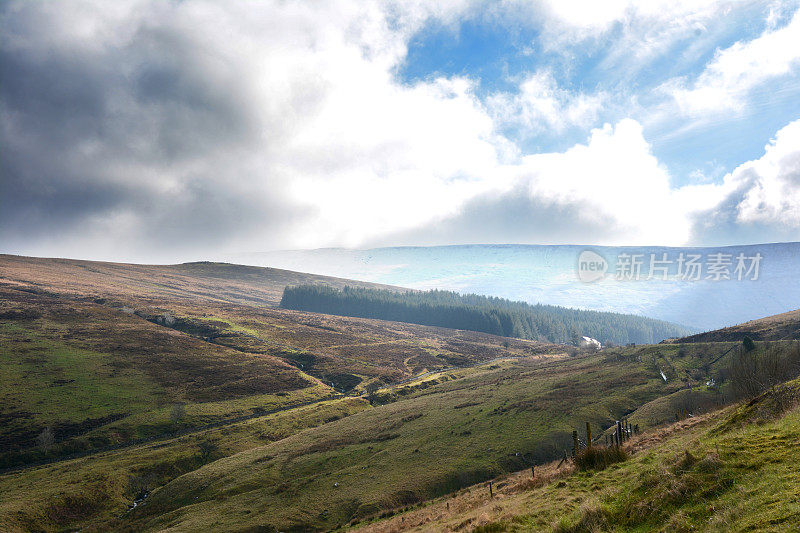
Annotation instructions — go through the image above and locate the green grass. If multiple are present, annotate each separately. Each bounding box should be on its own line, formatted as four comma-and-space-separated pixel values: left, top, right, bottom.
358, 378, 800, 532
3, 255, 795, 532
0, 322, 161, 423
0, 293, 328, 468
78, 381, 337, 443
525, 388, 800, 532
0, 290, 746, 532
0, 278, 553, 470
165, 301, 559, 392
0, 398, 369, 532
119, 345, 730, 532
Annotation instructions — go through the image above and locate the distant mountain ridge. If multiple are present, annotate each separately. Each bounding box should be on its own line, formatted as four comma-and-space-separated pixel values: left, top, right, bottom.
0, 253, 400, 307
237, 242, 800, 331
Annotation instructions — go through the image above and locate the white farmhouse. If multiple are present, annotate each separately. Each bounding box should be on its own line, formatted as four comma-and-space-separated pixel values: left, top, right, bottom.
579, 336, 602, 350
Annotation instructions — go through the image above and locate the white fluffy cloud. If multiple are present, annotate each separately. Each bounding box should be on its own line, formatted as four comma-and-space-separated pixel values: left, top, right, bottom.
726, 119, 800, 226
488, 71, 605, 135
378, 117, 746, 247
494, 119, 717, 246
668, 8, 800, 115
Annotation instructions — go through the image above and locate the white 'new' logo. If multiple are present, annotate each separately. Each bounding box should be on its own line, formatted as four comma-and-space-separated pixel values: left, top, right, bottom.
577, 250, 608, 283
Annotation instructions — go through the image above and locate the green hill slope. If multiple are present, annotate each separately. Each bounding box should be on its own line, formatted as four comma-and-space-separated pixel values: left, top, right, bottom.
354, 377, 800, 532
115, 343, 733, 532
1, 254, 796, 532
0, 255, 555, 470
678, 307, 800, 343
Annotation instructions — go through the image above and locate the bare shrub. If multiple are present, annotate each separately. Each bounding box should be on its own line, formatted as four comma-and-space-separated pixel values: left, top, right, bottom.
742, 336, 755, 352
673, 390, 700, 415
728, 343, 800, 399
36, 427, 54, 450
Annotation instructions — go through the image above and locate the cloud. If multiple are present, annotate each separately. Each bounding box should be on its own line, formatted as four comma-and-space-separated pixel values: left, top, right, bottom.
530, 0, 739, 71
385, 116, 800, 249
691, 118, 800, 243
1, 0, 799, 262
371, 184, 629, 247
0, 0, 497, 260
379, 119, 724, 247
667, 7, 800, 115
488, 71, 605, 135
539, 0, 724, 35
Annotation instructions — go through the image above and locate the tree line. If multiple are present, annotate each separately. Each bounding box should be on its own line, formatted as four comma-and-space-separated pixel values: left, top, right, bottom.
279, 285, 691, 345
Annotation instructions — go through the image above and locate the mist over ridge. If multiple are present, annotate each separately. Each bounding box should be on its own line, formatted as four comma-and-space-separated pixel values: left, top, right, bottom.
238, 242, 800, 331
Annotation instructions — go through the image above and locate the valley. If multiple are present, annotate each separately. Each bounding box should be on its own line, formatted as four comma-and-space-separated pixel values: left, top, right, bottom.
0, 254, 798, 532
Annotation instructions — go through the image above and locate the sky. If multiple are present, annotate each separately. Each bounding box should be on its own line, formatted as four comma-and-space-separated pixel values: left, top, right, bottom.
2, 0, 800, 262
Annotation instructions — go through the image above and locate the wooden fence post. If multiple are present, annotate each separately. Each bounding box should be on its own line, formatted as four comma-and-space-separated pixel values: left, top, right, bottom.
531, 465, 535, 478
586, 422, 592, 449
616, 420, 623, 444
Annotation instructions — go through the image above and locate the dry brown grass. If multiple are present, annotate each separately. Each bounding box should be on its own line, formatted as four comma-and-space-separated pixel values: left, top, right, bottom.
351, 459, 575, 532
0, 253, 397, 307
624, 412, 713, 454
0, 254, 562, 394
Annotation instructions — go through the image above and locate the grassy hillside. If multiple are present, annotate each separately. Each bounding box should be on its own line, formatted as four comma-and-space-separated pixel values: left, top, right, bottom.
1, 343, 717, 532
0, 255, 556, 469
1, 254, 796, 532
353, 377, 800, 532
0, 397, 370, 532
115, 342, 735, 532
0, 254, 400, 307
0, 285, 333, 469
678, 307, 800, 343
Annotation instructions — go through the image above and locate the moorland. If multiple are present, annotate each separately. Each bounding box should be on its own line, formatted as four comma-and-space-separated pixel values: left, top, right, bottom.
1, 253, 798, 532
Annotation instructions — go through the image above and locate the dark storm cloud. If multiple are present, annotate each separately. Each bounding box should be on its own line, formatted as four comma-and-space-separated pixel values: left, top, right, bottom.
0, 1, 301, 260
